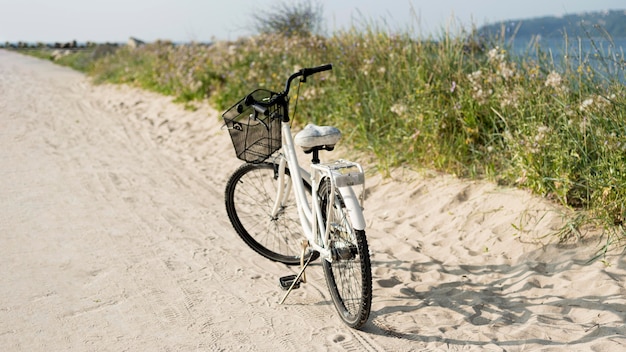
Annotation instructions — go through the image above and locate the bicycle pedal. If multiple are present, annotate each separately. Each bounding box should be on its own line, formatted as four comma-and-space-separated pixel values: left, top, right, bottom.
279, 275, 300, 290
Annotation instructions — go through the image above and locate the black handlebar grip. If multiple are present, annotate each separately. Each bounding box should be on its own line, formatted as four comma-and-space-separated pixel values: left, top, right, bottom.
302, 64, 333, 77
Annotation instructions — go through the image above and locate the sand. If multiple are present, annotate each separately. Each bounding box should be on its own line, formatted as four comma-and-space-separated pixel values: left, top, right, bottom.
0, 49, 624, 351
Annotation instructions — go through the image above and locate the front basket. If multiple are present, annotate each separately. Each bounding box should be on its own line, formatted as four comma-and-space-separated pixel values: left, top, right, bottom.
222, 89, 282, 163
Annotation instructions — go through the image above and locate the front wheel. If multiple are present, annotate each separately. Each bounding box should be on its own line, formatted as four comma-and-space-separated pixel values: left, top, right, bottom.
225, 162, 318, 265
319, 179, 372, 329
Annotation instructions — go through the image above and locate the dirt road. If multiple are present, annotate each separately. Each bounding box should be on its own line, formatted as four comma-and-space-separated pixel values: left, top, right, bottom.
1, 50, 624, 351
0, 50, 381, 351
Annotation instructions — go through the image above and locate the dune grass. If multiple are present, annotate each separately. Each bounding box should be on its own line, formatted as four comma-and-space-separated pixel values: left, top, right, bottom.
15, 26, 626, 250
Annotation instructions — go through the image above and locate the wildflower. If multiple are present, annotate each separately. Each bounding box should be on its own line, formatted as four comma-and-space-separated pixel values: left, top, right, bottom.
488, 48, 498, 61
498, 62, 515, 80
595, 95, 611, 108
361, 58, 374, 76
579, 98, 594, 112
302, 88, 320, 100
468, 70, 482, 84
450, 81, 457, 93
390, 103, 408, 116
467, 70, 491, 104
487, 47, 504, 63
545, 71, 562, 89
529, 126, 550, 153
500, 90, 519, 108
472, 88, 492, 105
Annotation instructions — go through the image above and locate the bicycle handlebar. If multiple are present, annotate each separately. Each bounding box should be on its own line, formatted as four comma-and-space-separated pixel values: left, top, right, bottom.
251, 103, 268, 116
284, 63, 332, 94
242, 64, 332, 121
302, 63, 333, 79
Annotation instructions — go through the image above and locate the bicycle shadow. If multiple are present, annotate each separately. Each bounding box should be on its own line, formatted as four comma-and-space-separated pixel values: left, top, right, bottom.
364, 243, 626, 348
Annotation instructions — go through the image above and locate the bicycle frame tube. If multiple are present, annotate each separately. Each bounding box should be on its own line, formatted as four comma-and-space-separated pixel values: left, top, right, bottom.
269, 159, 291, 218
279, 122, 314, 240
269, 156, 311, 223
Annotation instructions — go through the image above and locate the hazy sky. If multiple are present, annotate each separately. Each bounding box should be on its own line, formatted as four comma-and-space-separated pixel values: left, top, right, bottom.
1, 0, 624, 43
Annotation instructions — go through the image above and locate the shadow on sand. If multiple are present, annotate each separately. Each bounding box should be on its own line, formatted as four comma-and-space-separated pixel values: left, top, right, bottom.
365, 243, 626, 348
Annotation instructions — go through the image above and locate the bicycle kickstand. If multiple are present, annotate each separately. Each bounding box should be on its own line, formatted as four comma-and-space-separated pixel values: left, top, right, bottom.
279, 240, 312, 304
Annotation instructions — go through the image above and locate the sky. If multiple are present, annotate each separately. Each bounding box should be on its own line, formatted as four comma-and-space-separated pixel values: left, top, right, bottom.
1, 0, 625, 43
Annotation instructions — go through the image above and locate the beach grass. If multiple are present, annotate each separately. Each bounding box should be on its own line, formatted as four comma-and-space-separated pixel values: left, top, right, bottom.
14, 26, 626, 249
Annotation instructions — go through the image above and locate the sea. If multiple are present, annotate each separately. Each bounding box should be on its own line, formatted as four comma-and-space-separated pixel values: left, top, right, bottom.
508, 36, 626, 81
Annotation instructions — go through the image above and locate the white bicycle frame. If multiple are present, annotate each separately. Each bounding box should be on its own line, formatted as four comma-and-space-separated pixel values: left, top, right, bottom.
270, 121, 366, 262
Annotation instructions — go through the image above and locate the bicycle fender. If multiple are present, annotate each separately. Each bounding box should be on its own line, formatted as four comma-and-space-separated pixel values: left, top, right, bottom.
337, 186, 366, 231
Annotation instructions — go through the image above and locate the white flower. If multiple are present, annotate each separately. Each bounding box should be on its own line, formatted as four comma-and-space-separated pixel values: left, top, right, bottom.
487, 47, 504, 63
498, 62, 515, 80
534, 125, 550, 144
390, 103, 407, 116
537, 126, 550, 134
596, 95, 611, 108
580, 98, 594, 111
472, 88, 492, 104
488, 48, 498, 61
500, 90, 519, 108
545, 71, 562, 89
468, 70, 482, 83
302, 88, 319, 100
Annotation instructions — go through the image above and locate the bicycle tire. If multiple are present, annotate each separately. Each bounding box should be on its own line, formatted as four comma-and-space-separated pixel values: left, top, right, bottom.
319, 179, 372, 328
225, 162, 319, 265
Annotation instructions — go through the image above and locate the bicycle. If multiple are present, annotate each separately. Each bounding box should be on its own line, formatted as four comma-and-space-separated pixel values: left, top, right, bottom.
222, 64, 372, 329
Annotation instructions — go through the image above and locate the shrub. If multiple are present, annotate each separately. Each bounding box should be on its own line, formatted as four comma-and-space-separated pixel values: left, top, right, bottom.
250, 0, 324, 37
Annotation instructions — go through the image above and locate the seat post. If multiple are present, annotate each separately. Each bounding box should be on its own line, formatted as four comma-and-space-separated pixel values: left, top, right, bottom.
311, 149, 320, 164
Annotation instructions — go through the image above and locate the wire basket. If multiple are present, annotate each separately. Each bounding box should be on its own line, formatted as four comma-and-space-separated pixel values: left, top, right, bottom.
222, 89, 283, 163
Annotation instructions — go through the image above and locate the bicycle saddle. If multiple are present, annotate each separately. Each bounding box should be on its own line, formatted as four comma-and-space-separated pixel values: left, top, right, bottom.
294, 124, 341, 152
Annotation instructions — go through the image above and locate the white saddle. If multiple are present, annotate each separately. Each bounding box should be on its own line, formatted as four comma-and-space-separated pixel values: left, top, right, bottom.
294, 124, 341, 152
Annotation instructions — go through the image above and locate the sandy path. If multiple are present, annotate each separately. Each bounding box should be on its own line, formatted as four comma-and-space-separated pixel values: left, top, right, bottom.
0, 49, 624, 351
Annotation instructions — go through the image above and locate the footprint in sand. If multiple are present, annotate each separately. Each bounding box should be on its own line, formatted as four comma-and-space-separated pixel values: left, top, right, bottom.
377, 276, 403, 288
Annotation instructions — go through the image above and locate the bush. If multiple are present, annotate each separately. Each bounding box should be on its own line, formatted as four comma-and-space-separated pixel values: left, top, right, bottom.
250, 0, 324, 37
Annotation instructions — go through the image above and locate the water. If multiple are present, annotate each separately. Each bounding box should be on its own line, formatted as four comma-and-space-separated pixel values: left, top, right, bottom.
508, 36, 626, 81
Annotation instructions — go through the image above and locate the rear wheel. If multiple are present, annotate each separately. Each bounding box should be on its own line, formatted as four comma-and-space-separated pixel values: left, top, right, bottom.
319, 179, 372, 328
225, 162, 318, 265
